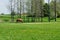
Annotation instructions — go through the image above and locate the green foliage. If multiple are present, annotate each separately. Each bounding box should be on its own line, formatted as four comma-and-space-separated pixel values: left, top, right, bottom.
1, 13, 4, 15
11, 10, 16, 16
43, 3, 50, 17
50, 0, 60, 18
3, 19, 9, 22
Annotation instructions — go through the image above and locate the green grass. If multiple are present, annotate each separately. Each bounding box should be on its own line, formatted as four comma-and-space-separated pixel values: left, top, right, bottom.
0, 22, 60, 40
0, 15, 60, 22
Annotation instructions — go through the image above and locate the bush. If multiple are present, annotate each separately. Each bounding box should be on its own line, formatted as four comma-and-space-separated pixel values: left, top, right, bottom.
3, 19, 9, 22
1, 13, 4, 15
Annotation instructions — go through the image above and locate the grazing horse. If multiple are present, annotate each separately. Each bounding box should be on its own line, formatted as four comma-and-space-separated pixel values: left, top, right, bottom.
16, 18, 23, 23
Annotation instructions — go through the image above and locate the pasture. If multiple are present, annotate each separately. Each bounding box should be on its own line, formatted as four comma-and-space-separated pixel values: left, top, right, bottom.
0, 22, 60, 40
0, 14, 60, 22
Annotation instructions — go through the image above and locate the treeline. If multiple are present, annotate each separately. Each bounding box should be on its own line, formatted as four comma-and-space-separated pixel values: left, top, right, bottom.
27, 0, 60, 19
8, 0, 60, 22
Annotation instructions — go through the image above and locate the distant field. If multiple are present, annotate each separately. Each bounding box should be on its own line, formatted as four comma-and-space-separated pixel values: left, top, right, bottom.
0, 22, 60, 40
0, 15, 60, 22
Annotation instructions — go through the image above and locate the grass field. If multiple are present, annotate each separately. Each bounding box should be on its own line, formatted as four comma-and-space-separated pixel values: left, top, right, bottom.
0, 22, 60, 40
0, 15, 60, 22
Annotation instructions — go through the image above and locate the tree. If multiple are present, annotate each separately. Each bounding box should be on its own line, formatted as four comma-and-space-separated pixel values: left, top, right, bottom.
8, 0, 16, 22
26, 0, 44, 17
1, 13, 4, 15
43, 3, 50, 17
50, 0, 60, 18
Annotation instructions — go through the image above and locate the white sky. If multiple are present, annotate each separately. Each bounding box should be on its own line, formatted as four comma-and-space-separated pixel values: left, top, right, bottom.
0, 0, 49, 14
0, 0, 9, 14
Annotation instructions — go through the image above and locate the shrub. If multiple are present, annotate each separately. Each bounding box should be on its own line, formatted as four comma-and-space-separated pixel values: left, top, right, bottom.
3, 19, 9, 22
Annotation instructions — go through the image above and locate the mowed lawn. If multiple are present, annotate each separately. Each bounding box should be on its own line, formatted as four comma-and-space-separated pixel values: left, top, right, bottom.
0, 22, 60, 40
